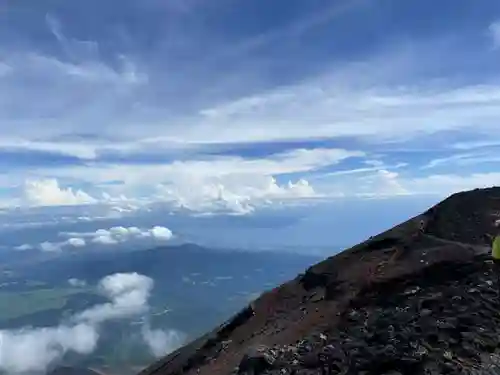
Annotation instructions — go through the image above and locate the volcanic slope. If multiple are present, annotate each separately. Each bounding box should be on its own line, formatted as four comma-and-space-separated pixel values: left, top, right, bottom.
139, 187, 500, 375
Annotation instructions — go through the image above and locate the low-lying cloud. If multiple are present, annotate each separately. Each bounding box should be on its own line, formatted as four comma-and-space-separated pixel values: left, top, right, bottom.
65, 225, 174, 245
0, 272, 184, 374
89, 226, 173, 245
74, 273, 153, 324
68, 278, 87, 287
141, 324, 185, 358
14, 225, 174, 252
0, 323, 99, 374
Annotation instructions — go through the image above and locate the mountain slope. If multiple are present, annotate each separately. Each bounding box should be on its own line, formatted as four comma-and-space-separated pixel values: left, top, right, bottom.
138, 187, 500, 375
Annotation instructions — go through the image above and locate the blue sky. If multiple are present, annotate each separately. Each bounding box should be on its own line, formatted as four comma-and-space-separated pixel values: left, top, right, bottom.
1, 0, 500, 246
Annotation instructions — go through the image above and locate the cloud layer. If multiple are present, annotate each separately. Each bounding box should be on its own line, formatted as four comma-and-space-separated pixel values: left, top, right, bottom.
15, 225, 174, 252
1, 2, 500, 217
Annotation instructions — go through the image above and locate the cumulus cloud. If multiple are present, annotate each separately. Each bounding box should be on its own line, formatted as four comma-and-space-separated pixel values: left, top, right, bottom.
149, 226, 174, 240
74, 273, 153, 324
0, 272, 183, 374
0, 147, 359, 214
156, 175, 317, 215
15, 225, 174, 253
141, 324, 185, 358
83, 225, 173, 245
24, 179, 96, 207
0, 323, 98, 374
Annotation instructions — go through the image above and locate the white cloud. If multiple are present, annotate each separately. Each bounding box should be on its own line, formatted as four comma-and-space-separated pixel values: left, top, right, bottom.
41, 147, 360, 185
316, 167, 409, 198
74, 273, 153, 324
66, 237, 86, 247
451, 140, 500, 150
24, 179, 96, 207
141, 325, 185, 358
68, 278, 87, 287
149, 226, 173, 240
156, 175, 318, 214
14, 244, 33, 251
490, 21, 500, 49
39, 241, 62, 252
192, 82, 500, 145
320, 170, 500, 199
74, 225, 174, 245
0, 147, 359, 213
0, 323, 98, 374
401, 172, 500, 196
422, 152, 500, 169
16, 225, 174, 252
0, 138, 99, 160
33, 238, 87, 252
92, 232, 119, 245
1, 17, 500, 214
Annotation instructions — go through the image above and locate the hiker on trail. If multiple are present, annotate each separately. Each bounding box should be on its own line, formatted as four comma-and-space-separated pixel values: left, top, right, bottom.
419, 219, 426, 234
487, 220, 500, 294
412, 219, 426, 240
390, 219, 426, 263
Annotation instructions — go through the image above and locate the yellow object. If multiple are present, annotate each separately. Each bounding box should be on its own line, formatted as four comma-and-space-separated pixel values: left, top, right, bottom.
492, 235, 500, 260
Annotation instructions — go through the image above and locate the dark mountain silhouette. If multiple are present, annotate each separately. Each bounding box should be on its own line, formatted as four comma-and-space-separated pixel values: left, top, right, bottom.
137, 186, 500, 375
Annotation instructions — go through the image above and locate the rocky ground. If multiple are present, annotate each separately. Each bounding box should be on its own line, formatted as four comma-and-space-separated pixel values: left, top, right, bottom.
139, 187, 500, 375
237, 256, 500, 375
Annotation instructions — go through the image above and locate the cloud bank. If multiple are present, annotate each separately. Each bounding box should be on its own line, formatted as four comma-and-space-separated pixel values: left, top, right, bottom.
1, 1, 500, 215
15, 225, 174, 252
70, 225, 174, 245
24, 179, 97, 207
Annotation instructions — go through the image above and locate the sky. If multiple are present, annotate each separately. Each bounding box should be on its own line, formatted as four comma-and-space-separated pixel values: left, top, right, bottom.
1, 0, 500, 247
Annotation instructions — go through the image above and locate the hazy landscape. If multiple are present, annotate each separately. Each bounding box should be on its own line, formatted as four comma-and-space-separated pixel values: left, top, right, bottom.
0, 239, 321, 374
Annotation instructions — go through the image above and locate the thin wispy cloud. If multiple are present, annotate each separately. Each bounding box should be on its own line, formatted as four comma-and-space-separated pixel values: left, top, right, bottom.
0, 0, 499, 214
490, 20, 500, 49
